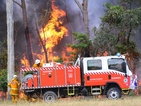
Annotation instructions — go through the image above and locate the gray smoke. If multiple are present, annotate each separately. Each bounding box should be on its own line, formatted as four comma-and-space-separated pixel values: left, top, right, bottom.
1, 0, 141, 65
0, 0, 5, 10
66, 0, 119, 40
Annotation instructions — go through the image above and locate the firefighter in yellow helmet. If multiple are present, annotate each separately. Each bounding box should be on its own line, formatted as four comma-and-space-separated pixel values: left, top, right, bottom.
33, 59, 43, 68
8, 75, 21, 103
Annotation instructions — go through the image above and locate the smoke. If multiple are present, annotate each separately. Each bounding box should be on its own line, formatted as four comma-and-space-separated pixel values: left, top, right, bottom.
9, 0, 115, 54
13, 0, 49, 53
132, 26, 141, 52
12, 0, 96, 57
1, 0, 141, 63
0, 0, 5, 11
0, 0, 6, 41
65, 0, 119, 39
134, 58, 141, 81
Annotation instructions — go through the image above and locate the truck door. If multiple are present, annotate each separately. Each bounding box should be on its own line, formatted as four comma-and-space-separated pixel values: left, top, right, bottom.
107, 58, 130, 88
83, 58, 106, 86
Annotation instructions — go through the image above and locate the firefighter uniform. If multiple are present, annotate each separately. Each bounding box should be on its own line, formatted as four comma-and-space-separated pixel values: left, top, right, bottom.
33, 59, 43, 68
8, 75, 20, 103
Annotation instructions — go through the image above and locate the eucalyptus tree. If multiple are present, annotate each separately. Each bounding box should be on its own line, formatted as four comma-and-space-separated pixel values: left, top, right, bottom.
74, 0, 89, 38
13, 0, 34, 66
92, 0, 141, 73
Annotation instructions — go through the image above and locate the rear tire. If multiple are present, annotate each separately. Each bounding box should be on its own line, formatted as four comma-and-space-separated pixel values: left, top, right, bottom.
106, 87, 121, 99
43, 91, 57, 102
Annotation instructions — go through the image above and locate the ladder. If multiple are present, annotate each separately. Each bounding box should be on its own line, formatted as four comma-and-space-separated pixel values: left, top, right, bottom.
91, 86, 101, 95
67, 86, 75, 96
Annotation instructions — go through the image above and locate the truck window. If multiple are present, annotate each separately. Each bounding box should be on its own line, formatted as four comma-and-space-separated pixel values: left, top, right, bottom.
108, 58, 125, 72
87, 59, 102, 70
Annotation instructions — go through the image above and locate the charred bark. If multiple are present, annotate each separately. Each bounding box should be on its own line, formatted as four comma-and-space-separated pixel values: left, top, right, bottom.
24, 26, 34, 66
30, 0, 49, 63
21, 0, 33, 66
36, 26, 49, 63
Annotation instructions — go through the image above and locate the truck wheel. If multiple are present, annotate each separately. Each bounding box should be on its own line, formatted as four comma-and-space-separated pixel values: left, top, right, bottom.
106, 87, 121, 99
43, 91, 57, 102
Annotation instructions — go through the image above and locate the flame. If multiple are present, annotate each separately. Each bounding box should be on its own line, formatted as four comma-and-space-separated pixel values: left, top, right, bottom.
20, 54, 30, 68
61, 47, 76, 62
40, 1, 67, 49
39, 0, 68, 62
21, 0, 69, 67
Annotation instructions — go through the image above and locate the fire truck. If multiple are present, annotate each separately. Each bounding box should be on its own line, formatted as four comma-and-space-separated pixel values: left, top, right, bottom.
20, 54, 135, 102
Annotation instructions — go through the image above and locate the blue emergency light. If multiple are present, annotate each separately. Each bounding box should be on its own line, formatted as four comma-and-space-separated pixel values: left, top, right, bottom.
116, 53, 121, 57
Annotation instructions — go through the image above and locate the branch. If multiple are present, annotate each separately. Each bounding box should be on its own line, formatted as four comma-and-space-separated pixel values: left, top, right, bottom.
13, 0, 22, 8
74, 0, 83, 13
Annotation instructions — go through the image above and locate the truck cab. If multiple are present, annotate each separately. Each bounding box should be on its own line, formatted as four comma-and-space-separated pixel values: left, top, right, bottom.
80, 55, 134, 99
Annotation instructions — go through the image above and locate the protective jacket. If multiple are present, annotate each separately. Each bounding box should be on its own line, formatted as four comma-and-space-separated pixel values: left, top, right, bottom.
32, 63, 43, 68
8, 79, 20, 95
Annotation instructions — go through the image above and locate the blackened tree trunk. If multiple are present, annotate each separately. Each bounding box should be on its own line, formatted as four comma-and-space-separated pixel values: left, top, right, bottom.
21, 0, 33, 66
30, 0, 49, 63
13, 0, 34, 66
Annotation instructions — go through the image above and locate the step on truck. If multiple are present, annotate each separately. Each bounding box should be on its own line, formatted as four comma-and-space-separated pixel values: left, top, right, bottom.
20, 54, 137, 102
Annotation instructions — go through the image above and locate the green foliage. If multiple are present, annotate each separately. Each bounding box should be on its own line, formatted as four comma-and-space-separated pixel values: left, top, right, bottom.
71, 32, 91, 49
128, 90, 136, 96
92, 26, 118, 55
0, 69, 7, 92
102, 2, 141, 29
67, 32, 91, 60
102, 3, 124, 26
115, 41, 140, 58
0, 40, 7, 70
93, 1, 141, 56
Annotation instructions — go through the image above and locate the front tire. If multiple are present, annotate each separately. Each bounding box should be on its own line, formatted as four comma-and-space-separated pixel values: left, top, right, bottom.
43, 91, 57, 103
106, 87, 121, 99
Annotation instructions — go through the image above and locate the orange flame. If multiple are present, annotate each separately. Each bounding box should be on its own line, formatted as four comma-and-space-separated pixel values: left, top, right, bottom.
40, 0, 68, 51
62, 47, 76, 62
21, 0, 69, 67
20, 54, 30, 68
39, 0, 68, 62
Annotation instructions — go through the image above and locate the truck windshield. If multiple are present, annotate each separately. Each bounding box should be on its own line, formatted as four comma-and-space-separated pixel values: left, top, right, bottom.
108, 58, 125, 73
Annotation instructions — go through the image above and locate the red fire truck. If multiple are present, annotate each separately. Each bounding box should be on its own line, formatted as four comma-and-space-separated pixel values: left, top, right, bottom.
20, 54, 135, 102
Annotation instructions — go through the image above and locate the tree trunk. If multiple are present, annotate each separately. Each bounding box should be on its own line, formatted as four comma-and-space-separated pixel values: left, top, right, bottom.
74, 0, 89, 38
30, 0, 49, 63
6, 0, 14, 99
83, 0, 89, 38
21, 0, 34, 66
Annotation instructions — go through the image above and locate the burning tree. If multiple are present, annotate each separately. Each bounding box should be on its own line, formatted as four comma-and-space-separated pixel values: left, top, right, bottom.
36, 0, 68, 63
13, 0, 34, 66
20, 0, 69, 67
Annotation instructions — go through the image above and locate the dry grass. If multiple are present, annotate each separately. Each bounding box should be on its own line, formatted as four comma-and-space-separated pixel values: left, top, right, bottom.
0, 96, 141, 106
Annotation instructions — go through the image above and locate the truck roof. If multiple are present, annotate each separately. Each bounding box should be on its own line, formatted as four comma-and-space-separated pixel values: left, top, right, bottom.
82, 55, 126, 60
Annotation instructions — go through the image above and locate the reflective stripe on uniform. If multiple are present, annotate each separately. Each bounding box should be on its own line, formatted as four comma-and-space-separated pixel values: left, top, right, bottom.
11, 88, 18, 90
10, 93, 18, 95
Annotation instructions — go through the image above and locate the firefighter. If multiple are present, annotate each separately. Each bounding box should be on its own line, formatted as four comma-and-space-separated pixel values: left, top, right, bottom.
8, 75, 21, 103
33, 59, 43, 68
